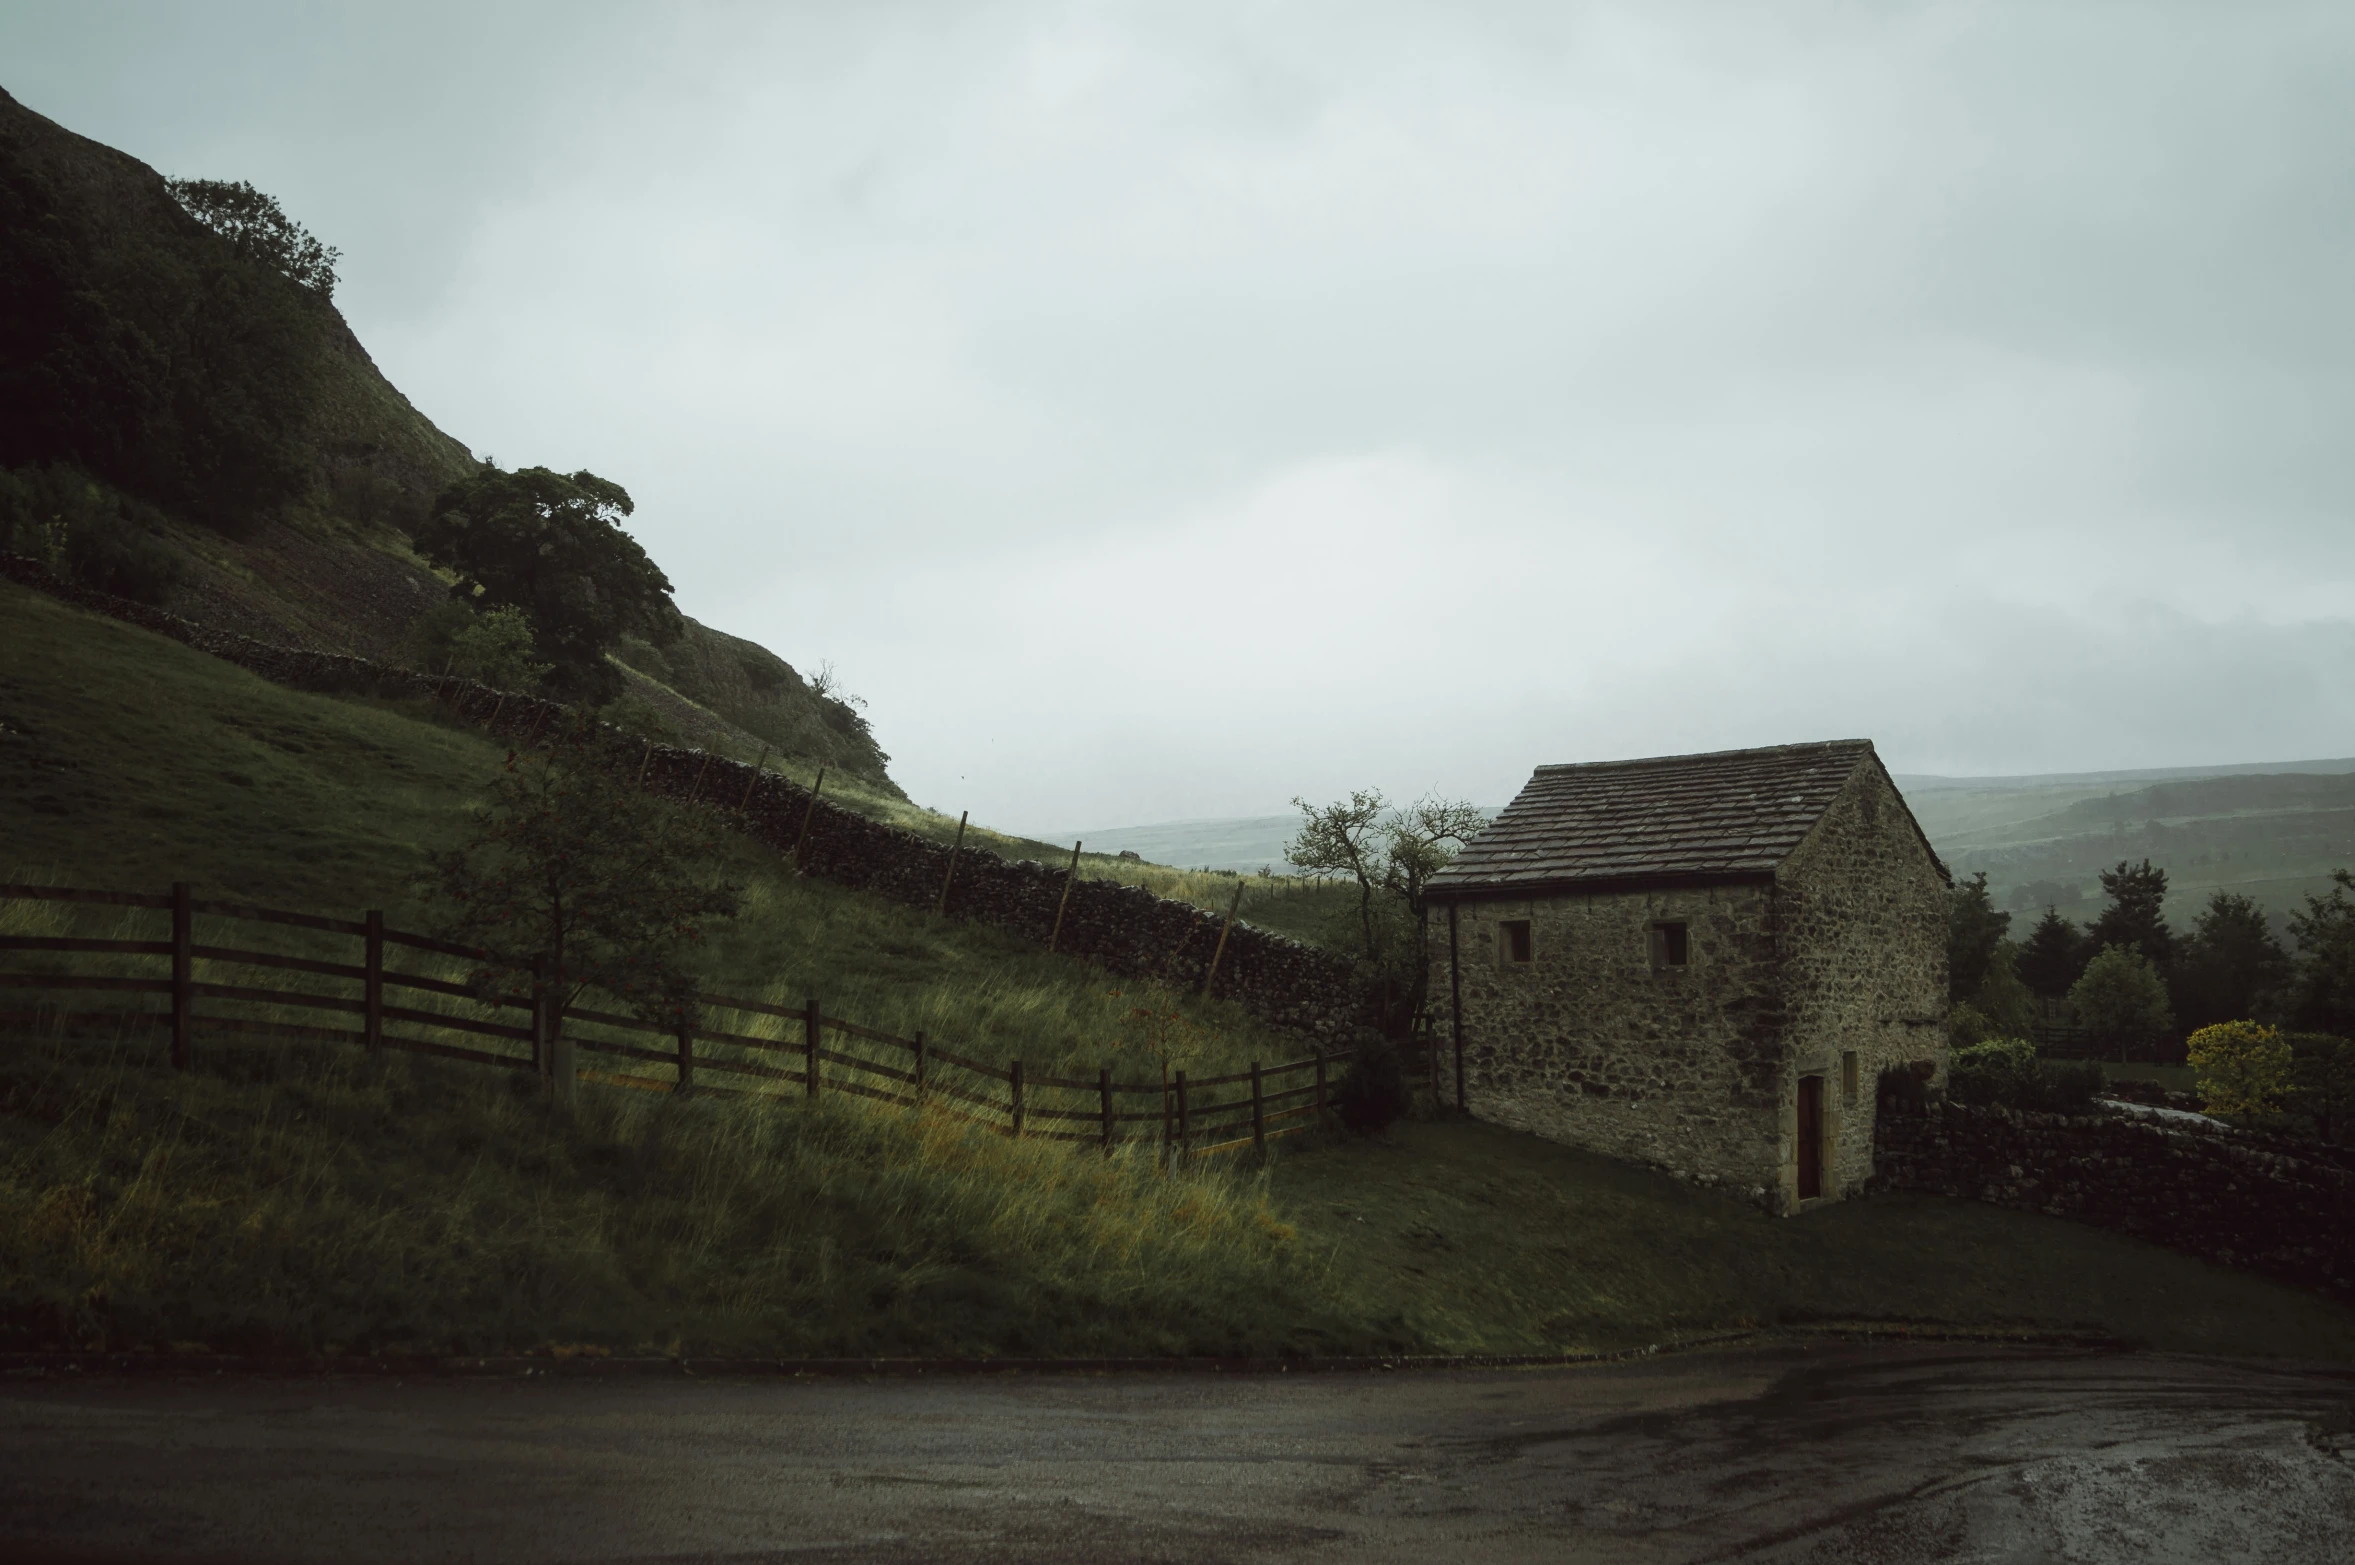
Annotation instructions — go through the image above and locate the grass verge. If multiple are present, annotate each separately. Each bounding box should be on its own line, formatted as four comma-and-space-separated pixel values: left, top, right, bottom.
0, 1023, 1386, 1358
1274, 1118, 2355, 1361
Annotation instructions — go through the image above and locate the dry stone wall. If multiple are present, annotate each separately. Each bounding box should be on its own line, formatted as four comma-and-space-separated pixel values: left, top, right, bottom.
1873, 1089, 2355, 1305
4, 554, 1373, 1040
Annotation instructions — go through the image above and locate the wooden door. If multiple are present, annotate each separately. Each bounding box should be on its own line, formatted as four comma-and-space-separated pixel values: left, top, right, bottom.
1796, 1076, 1824, 1200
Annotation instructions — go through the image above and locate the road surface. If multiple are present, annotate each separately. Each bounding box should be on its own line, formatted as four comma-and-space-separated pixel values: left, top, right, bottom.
3, 1341, 2353, 1562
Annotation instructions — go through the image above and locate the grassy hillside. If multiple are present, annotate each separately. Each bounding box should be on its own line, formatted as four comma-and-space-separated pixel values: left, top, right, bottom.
6, 580, 2354, 1360
0, 581, 1304, 1082
0, 85, 897, 792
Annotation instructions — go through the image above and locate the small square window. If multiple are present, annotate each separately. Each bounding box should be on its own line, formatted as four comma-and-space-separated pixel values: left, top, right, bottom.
1500, 919, 1533, 965
1649, 921, 1689, 969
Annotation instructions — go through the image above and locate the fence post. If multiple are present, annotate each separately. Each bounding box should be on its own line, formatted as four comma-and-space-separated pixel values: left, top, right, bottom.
1009, 1059, 1024, 1139
1099, 1066, 1114, 1152
675, 1016, 694, 1096
737, 745, 769, 810
169, 881, 192, 1071
1049, 840, 1082, 953
1250, 1061, 1265, 1153
793, 767, 828, 872
363, 910, 384, 1054
804, 996, 822, 1098
912, 1029, 928, 1105
531, 956, 549, 1078
1314, 1049, 1328, 1120
548, 960, 577, 1111
1174, 1069, 1189, 1162
687, 750, 713, 805
936, 810, 969, 917
1201, 880, 1244, 997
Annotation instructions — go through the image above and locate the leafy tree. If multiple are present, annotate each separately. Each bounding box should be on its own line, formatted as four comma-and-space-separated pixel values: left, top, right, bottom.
423, 714, 742, 1032
1, 135, 319, 533
446, 604, 552, 691
1287, 790, 1484, 1034
2088, 858, 2174, 970
1969, 939, 2039, 1039
1946, 872, 2011, 1002
2016, 907, 2087, 1000
165, 178, 341, 296
2171, 891, 2289, 1032
1288, 791, 1391, 965
2067, 944, 2174, 1062
414, 465, 683, 702
2185, 1021, 2292, 1117
1286, 791, 1483, 970
2287, 870, 2355, 1037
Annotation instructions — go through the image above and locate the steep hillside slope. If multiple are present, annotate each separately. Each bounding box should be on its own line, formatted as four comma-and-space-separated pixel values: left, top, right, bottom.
0, 84, 895, 793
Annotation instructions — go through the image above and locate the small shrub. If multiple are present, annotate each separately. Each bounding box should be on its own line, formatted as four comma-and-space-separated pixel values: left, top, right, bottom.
1947, 1038, 2101, 1114
446, 605, 550, 692
1947, 1001, 1992, 1052
0, 464, 181, 605
2025, 1058, 2105, 1115
1947, 1037, 2037, 1107
2187, 1021, 2293, 1117
403, 600, 475, 673
1333, 1037, 1408, 1134
2285, 1032, 2355, 1143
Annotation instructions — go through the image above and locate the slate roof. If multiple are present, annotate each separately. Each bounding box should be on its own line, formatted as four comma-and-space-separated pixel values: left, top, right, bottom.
1427, 739, 1915, 897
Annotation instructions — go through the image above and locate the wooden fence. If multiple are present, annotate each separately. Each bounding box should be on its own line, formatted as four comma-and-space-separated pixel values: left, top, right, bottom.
0, 884, 1338, 1158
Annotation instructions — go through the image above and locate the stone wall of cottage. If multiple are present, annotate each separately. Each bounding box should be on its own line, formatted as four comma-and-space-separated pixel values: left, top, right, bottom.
1436, 881, 1789, 1202
1775, 763, 1952, 1204
1432, 761, 1950, 1213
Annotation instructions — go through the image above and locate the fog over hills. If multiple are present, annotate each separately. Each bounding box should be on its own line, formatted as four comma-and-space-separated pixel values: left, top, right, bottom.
1074, 757, 2355, 932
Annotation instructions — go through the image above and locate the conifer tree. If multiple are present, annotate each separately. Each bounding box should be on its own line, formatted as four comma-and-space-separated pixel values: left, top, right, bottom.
2016, 906, 2086, 999
2088, 859, 2173, 970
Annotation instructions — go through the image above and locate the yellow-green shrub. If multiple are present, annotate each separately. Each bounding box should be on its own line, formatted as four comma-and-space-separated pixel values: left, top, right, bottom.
2186, 1020, 2292, 1116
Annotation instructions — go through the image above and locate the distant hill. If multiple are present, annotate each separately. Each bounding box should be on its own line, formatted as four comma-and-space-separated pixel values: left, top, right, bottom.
0, 85, 896, 793
1077, 757, 2355, 931
1898, 760, 2355, 931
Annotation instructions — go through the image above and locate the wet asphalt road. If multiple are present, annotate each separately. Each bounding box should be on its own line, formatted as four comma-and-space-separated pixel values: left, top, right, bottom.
2, 1343, 2353, 1563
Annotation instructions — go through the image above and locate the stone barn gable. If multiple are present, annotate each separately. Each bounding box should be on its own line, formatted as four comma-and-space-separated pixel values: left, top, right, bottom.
1426, 739, 1949, 1212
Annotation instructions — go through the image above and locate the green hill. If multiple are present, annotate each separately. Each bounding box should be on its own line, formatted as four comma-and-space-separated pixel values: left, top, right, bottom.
1900, 763, 2355, 928
0, 83, 894, 794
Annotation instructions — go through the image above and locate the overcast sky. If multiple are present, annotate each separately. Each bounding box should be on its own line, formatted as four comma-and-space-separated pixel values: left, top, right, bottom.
8, 3, 2353, 833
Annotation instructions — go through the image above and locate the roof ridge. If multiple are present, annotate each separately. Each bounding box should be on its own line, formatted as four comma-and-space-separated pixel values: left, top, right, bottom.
1531, 739, 1872, 776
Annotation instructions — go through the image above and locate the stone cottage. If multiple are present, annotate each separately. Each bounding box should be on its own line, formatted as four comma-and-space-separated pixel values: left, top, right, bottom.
1424, 740, 1949, 1212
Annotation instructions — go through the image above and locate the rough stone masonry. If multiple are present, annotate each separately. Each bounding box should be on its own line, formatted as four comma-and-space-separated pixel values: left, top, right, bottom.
1427, 741, 1950, 1213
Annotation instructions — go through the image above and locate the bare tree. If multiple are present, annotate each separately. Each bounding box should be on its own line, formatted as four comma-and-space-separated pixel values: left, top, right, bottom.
1286, 790, 1487, 1024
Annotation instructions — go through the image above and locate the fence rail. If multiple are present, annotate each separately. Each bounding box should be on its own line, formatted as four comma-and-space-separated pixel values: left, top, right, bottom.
0, 883, 1338, 1159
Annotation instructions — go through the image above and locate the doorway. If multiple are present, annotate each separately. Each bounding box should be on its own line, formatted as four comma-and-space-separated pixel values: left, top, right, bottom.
1796, 1076, 1825, 1201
